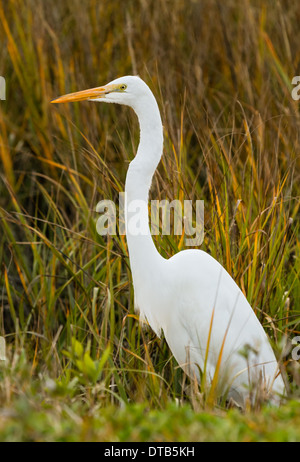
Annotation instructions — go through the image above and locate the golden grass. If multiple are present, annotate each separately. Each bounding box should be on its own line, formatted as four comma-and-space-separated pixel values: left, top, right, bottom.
0, 0, 299, 411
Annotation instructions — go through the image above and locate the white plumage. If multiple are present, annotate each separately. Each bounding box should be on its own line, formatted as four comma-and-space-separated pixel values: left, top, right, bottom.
52, 75, 285, 406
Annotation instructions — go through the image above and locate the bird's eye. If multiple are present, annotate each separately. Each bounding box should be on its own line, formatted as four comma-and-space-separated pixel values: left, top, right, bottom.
120, 84, 127, 91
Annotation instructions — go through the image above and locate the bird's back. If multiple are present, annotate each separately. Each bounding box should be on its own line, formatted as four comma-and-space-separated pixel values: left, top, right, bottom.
157, 248, 285, 405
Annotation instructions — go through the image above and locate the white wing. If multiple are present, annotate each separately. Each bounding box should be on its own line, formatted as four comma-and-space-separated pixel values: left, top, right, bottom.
152, 249, 285, 404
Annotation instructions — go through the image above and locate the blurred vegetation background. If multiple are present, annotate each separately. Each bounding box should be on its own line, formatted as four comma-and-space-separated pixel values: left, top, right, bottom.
0, 0, 299, 441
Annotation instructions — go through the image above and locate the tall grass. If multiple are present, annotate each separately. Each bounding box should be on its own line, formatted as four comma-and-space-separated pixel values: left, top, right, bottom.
0, 0, 299, 419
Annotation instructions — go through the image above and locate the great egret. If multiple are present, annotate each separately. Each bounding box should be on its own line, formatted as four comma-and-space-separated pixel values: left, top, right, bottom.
52, 76, 285, 406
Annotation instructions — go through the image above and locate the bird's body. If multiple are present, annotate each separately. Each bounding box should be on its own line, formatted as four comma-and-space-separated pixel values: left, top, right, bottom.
52, 75, 285, 405
136, 248, 284, 403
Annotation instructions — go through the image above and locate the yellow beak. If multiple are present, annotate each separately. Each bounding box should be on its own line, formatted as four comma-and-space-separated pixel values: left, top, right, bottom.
51, 84, 118, 104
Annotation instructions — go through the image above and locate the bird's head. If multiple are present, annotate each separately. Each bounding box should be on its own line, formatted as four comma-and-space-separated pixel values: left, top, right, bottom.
51, 75, 150, 110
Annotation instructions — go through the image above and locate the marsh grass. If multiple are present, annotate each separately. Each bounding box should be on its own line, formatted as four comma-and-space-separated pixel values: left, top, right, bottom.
0, 0, 299, 440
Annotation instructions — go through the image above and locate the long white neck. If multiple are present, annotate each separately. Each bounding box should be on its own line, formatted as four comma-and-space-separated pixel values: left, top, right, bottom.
125, 90, 165, 275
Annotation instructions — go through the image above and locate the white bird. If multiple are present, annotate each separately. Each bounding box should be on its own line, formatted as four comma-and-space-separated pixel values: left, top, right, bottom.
52, 76, 285, 406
